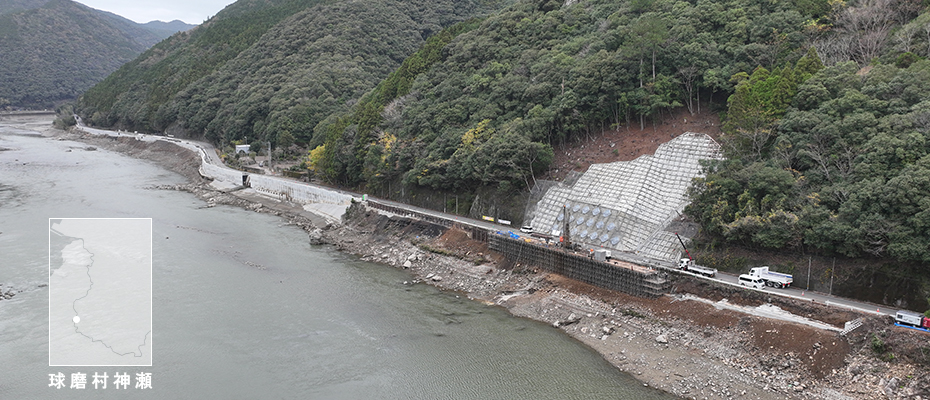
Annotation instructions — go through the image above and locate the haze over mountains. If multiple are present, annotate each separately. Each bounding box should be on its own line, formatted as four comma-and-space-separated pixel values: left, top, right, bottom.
0, 0, 194, 108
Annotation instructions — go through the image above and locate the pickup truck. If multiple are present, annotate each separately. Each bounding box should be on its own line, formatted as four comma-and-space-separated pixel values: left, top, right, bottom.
748, 266, 793, 288
677, 258, 717, 277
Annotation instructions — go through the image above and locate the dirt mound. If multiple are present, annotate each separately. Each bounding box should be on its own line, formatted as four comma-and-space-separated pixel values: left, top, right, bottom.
749, 319, 850, 379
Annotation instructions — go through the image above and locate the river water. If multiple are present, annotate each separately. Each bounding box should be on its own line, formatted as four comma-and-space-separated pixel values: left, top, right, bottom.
0, 118, 676, 399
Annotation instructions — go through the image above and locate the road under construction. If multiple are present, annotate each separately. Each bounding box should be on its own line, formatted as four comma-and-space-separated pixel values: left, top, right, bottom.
74, 122, 899, 318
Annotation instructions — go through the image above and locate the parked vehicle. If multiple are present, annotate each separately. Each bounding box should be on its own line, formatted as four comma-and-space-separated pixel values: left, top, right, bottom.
748, 266, 793, 288
677, 258, 717, 277
520, 225, 533, 233
894, 310, 930, 332
738, 274, 765, 289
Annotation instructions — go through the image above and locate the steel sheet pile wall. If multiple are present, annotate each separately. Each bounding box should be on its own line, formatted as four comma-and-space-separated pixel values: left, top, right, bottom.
489, 235, 670, 298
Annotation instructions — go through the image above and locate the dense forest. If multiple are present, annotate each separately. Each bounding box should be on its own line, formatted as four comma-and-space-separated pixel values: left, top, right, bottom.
0, 0, 192, 108
75, 0, 509, 137
687, 26, 930, 263
314, 0, 830, 193
74, 0, 930, 266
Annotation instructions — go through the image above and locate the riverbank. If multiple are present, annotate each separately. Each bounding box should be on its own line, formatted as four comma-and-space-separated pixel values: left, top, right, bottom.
51, 123, 929, 400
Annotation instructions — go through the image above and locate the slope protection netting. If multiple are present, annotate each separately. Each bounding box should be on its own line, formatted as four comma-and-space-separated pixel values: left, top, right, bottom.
529, 132, 721, 262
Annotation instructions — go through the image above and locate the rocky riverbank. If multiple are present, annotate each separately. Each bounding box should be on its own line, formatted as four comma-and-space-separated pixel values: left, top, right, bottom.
56, 126, 929, 400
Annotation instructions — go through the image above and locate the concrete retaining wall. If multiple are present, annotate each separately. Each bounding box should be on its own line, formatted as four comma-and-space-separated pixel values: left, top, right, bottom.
198, 150, 352, 206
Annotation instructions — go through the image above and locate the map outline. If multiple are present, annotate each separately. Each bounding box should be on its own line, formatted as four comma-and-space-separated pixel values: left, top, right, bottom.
48, 217, 153, 367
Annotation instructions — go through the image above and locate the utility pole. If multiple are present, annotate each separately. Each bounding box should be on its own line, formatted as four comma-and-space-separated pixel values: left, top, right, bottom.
829, 257, 835, 295
267, 141, 273, 175
807, 256, 811, 290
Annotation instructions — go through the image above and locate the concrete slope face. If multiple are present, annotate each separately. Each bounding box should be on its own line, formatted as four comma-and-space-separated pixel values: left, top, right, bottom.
528, 132, 722, 262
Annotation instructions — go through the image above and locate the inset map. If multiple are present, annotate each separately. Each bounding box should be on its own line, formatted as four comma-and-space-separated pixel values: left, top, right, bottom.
49, 218, 152, 366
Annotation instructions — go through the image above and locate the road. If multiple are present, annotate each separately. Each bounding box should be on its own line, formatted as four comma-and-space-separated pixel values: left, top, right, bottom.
73, 119, 900, 319
676, 267, 894, 317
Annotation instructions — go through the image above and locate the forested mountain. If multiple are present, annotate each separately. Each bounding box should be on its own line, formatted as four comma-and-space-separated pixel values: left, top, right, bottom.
314, 0, 829, 194
0, 0, 51, 15
75, 0, 510, 137
141, 20, 196, 38
75, 0, 930, 264
0, 0, 192, 108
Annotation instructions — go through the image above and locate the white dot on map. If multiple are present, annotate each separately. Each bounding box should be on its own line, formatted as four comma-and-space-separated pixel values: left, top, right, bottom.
73, 316, 80, 324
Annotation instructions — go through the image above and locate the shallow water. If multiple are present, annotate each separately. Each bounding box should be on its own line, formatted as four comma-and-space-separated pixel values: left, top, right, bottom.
0, 123, 676, 399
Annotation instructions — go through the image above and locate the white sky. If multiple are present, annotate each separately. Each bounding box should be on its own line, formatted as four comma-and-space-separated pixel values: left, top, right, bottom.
78, 0, 236, 24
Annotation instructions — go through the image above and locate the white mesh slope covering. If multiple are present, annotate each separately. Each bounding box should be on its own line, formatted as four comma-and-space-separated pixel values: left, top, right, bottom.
529, 132, 722, 262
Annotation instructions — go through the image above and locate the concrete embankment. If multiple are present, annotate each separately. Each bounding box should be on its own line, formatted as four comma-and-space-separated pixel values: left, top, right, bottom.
69, 124, 354, 225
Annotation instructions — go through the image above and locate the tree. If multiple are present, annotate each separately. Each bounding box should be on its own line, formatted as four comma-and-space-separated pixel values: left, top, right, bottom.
277, 130, 295, 151
307, 145, 326, 173
629, 14, 669, 87
834, 0, 896, 65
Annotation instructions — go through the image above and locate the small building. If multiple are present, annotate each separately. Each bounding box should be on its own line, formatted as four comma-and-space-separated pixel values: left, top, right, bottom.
235, 145, 250, 154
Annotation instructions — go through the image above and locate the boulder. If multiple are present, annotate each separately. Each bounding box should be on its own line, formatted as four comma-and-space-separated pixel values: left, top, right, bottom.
559, 313, 582, 327
308, 228, 326, 245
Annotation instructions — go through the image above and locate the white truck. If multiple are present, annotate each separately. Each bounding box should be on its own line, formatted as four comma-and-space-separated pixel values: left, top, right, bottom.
677, 258, 717, 277
748, 266, 793, 288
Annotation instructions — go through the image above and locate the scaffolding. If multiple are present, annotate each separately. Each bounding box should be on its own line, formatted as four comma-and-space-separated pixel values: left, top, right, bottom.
489, 235, 671, 298
365, 201, 671, 298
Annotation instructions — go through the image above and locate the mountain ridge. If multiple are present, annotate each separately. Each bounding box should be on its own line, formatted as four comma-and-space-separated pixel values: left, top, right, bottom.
0, 0, 194, 108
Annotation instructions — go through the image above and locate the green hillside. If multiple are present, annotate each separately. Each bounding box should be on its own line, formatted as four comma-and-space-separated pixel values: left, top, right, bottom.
75, 0, 509, 137
74, 0, 930, 266
315, 0, 825, 190
315, 0, 930, 267
0, 0, 188, 108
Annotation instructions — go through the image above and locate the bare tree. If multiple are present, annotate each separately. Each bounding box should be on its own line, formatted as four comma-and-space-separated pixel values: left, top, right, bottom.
894, 22, 919, 53
814, 35, 854, 66
924, 21, 930, 57
834, 0, 896, 65
722, 128, 775, 163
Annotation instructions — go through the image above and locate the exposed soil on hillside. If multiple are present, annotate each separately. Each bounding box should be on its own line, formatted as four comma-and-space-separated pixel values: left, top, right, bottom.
544, 106, 723, 181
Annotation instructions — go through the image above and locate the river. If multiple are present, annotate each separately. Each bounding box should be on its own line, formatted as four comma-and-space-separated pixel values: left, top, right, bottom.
0, 117, 676, 399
